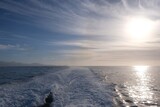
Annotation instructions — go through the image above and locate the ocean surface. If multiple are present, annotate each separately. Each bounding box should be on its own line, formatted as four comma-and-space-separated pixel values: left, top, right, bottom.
0, 66, 160, 107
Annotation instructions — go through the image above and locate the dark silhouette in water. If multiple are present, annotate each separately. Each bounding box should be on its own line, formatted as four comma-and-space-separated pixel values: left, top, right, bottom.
39, 92, 54, 107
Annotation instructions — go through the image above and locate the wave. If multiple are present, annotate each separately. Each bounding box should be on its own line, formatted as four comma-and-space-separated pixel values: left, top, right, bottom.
0, 67, 115, 107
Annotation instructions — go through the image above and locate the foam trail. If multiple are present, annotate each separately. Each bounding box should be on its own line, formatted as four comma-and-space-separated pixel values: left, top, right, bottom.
0, 67, 115, 107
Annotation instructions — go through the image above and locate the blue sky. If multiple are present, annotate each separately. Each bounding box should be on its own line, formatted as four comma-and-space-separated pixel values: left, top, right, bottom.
0, 0, 160, 65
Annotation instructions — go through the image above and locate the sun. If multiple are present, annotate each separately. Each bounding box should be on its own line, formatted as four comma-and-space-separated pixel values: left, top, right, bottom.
125, 17, 154, 42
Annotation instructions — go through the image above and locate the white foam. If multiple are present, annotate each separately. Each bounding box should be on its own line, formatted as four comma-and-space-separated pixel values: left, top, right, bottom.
0, 67, 115, 107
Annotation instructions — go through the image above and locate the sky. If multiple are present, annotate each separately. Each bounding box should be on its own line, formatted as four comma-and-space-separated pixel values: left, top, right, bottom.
0, 0, 160, 66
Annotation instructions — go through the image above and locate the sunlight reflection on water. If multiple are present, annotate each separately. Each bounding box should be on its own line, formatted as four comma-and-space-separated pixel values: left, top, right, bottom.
126, 66, 156, 106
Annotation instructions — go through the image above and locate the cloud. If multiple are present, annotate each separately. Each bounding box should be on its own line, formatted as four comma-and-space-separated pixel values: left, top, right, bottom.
46, 36, 160, 65
50, 38, 160, 52
1, 0, 160, 36
1, 0, 160, 65
0, 44, 15, 49
46, 48, 160, 66
0, 44, 26, 50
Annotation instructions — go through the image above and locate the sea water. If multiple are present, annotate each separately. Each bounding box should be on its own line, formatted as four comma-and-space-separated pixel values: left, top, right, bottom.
0, 66, 160, 107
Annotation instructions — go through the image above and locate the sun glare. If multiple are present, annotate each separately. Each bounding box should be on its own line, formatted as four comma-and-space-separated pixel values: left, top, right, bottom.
125, 17, 155, 42
134, 65, 149, 72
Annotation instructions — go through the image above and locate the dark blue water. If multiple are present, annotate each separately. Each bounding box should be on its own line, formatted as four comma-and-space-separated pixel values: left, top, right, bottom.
0, 66, 160, 107
0, 66, 68, 85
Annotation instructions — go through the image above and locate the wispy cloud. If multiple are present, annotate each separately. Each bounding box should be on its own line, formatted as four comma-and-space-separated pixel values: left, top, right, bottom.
1, 0, 160, 36
0, 44, 27, 50
0, 44, 15, 50
1, 0, 160, 65
50, 39, 160, 51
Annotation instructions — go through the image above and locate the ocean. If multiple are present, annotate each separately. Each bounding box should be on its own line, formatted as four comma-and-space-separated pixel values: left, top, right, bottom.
0, 66, 160, 107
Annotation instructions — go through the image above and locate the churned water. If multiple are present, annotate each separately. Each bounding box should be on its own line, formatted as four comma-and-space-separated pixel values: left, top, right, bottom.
0, 66, 160, 107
